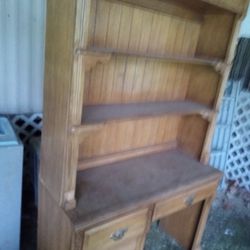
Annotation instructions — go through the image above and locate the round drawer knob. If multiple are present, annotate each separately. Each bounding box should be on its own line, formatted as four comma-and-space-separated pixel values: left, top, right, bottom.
110, 228, 128, 241
185, 194, 195, 206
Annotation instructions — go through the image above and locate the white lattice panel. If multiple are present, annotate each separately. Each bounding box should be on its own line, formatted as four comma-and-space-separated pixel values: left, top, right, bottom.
210, 81, 240, 173
10, 114, 42, 143
226, 91, 250, 190
9, 113, 42, 166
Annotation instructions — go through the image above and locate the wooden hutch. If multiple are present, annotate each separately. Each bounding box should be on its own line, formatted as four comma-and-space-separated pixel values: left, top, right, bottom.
38, 0, 249, 249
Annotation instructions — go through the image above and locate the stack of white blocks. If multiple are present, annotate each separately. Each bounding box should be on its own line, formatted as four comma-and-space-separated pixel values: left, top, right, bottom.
0, 117, 23, 250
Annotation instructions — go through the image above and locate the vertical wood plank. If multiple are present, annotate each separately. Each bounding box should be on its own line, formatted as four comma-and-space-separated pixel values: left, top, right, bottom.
40, 0, 77, 206
65, 0, 95, 208
191, 197, 214, 250
79, 116, 180, 159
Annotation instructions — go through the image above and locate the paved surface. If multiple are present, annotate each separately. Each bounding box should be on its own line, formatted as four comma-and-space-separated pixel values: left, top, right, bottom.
145, 188, 250, 250
21, 188, 250, 250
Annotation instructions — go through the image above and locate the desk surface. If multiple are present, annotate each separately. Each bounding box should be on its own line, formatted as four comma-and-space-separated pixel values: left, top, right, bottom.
67, 149, 221, 231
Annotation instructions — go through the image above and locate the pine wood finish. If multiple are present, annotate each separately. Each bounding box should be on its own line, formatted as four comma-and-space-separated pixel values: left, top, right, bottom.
39, 0, 249, 249
159, 201, 204, 250
82, 209, 149, 250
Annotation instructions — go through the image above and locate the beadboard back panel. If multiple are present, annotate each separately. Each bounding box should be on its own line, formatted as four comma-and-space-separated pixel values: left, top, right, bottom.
83, 58, 191, 105
79, 116, 180, 159
91, 0, 201, 56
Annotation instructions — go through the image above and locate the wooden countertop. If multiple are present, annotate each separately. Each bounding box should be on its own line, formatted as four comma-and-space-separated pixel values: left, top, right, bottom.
67, 149, 221, 231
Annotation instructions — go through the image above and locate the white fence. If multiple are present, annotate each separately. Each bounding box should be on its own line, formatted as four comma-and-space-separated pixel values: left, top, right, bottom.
225, 90, 250, 190
210, 82, 240, 173
210, 81, 250, 191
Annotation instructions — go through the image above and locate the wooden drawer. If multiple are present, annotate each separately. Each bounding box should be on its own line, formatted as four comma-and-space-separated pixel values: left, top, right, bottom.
153, 182, 217, 221
82, 209, 149, 250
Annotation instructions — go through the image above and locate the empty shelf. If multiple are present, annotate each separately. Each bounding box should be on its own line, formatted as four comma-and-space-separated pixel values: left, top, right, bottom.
79, 47, 224, 69
82, 101, 213, 124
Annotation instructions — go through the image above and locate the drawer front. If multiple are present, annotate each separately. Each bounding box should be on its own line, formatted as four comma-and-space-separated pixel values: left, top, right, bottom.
83, 209, 148, 250
153, 182, 217, 221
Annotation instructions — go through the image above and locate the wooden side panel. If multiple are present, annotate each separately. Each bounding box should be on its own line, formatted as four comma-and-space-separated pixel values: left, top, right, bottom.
186, 66, 220, 107
79, 116, 180, 159
92, 0, 201, 56
196, 10, 235, 59
192, 197, 215, 249
66, 0, 96, 209
160, 202, 203, 250
38, 182, 74, 250
178, 116, 208, 159
40, 0, 76, 205
84, 57, 191, 104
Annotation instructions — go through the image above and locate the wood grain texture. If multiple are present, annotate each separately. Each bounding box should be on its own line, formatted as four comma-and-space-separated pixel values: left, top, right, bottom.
68, 149, 221, 231
108, 0, 204, 22
160, 201, 203, 250
186, 66, 220, 107
82, 101, 212, 124
40, 0, 77, 206
79, 116, 180, 159
40, 0, 248, 249
82, 209, 149, 250
178, 116, 209, 159
79, 47, 223, 66
153, 183, 216, 221
91, 0, 201, 56
78, 142, 177, 170
83, 56, 192, 104
38, 182, 73, 250
66, 0, 95, 208
202, 0, 248, 13
191, 196, 215, 250
196, 10, 235, 59
201, 14, 245, 164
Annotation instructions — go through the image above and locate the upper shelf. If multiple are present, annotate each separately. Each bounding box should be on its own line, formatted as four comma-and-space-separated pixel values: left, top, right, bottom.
82, 101, 213, 124
201, 0, 248, 14
113, 0, 248, 16
78, 48, 227, 73
67, 149, 221, 231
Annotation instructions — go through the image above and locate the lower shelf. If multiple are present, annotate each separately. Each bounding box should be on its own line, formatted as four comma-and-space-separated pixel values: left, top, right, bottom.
82, 100, 212, 124
67, 149, 221, 231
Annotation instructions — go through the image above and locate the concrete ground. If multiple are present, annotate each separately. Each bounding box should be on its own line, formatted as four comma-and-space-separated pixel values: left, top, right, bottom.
145, 188, 250, 250
21, 187, 250, 250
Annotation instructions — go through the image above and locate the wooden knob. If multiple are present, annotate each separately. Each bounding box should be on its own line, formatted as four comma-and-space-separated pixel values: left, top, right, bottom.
185, 194, 195, 207
110, 228, 128, 241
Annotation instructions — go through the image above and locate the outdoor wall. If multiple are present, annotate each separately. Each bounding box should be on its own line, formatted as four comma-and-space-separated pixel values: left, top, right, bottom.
0, 0, 45, 114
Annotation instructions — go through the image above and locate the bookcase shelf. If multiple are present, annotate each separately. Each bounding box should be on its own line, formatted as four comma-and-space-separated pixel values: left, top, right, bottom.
79, 48, 226, 72
39, 0, 248, 249
82, 100, 213, 124
71, 101, 214, 145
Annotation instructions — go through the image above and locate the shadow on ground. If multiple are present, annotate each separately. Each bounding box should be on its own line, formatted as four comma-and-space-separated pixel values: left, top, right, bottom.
21, 188, 250, 250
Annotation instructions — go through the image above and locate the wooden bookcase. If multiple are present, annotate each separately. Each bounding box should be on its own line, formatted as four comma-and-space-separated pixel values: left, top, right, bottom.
38, 0, 249, 249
